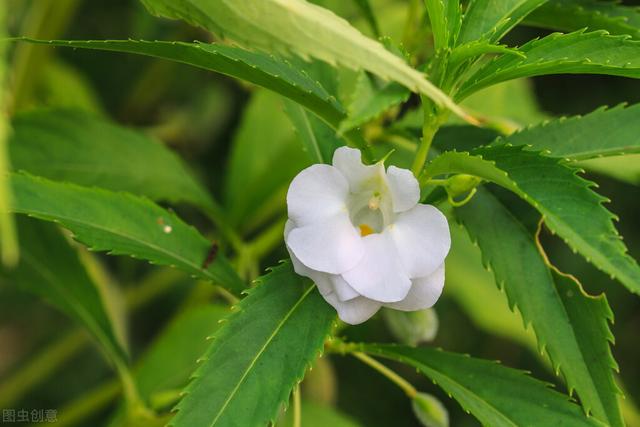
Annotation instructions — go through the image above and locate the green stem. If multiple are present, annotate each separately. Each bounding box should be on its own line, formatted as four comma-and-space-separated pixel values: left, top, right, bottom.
292, 384, 302, 427
411, 97, 442, 177
351, 352, 417, 399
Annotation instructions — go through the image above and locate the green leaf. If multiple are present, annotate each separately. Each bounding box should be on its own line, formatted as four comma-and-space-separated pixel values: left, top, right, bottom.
10, 108, 212, 208
2, 217, 128, 366
496, 103, 640, 159
424, 0, 462, 49
137, 0, 468, 118
526, 0, 640, 39
171, 262, 335, 427
425, 145, 640, 295
457, 0, 549, 45
448, 40, 526, 71
339, 72, 410, 134
458, 30, 640, 99
224, 90, 309, 229
9, 172, 244, 294
284, 99, 344, 165
446, 224, 538, 352
457, 188, 623, 426
107, 304, 230, 427
13, 39, 347, 130
360, 344, 604, 427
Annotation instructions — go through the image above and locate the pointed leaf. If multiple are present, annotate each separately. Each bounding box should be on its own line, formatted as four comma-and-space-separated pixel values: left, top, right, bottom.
138, 0, 468, 118
526, 0, 640, 39
425, 145, 640, 295
10, 108, 212, 209
457, 0, 549, 45
9, 173, 244, 294
496, 103, 640, 159
458, 30, 640, 99
360, 344, 604, 427
171, 262, 335, 427
425, 0, 462, 49
457, 188, 623, 426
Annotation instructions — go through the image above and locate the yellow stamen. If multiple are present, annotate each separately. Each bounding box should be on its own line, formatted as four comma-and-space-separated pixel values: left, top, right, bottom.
359, 224, 374, 237
368, 195, 381, 210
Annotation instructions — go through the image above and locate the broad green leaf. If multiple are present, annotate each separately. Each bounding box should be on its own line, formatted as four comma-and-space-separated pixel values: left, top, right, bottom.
425, 145, 640, 295
224, 90, 308, 229
457, 0, 549, 45
424, 0, 462, 49
278, 401, 361, 427
360, 345, 603, 427
2, 217, 128, 366
445, 224, 538, 352
339, 72, 410, 134
284, 99, 344, 165
526, 0, 640, 39
457, 188, 622, 426
9, 173, 244, 294
10, 108, 212, 208
496, 104, 640, 159
171, 262, 335, 427
458, 30, 640, 100
138, 0, 468, 118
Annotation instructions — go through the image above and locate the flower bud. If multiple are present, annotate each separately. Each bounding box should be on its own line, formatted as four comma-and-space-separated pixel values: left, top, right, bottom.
445, 174, 481, 198
412, 392, 449, 427
382, 308, 439, 346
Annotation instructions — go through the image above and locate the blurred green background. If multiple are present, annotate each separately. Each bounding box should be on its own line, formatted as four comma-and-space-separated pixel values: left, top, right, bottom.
1, 1, 639, 426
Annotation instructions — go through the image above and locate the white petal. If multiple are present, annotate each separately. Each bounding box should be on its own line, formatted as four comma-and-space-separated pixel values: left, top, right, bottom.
287, 164, 349, 226
389, 204, 451, 278
385, 264, 445, 311
342, 232, 412, 303
288, 246, 333, 296
332, 147, 384, 192
286, 214, 364, 274
332, 275, 360, 301
323, 293, 381, 325
386, 166, 420, 213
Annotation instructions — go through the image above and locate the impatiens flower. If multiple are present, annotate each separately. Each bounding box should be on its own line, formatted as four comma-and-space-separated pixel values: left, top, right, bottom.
284, 147, 451, 325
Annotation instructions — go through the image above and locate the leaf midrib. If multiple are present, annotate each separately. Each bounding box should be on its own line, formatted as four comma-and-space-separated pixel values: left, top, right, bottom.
208, 284, 316, 427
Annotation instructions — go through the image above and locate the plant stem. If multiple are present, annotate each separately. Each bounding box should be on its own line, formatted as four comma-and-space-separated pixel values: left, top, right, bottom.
351, 352, 417, 399
411, 97, 442, 177
292, 384, 301, 427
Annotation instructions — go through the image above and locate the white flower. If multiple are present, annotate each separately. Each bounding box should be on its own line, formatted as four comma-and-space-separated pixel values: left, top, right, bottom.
284, 147, 451, 325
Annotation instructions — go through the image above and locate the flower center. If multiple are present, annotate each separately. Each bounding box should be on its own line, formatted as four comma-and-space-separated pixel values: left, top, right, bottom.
359, 224, 374, 236
350, 191, 387, 236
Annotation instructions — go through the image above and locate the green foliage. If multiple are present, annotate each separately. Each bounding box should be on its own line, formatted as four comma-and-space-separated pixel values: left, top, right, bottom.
171, 262, 335, 427
10, 108, 212, 208
2, 217, 128, 366
284, 99, 344, 165
9, 173, 244, 293
458, 30, 640, 99
426, 145, 640, 295
526, 0, 640, 39
457, 0, 549, 45
497, 103, 640, 159
278, 400, 361, 427
457, 188, 622, 426
360, 344, 603, 427
137, 0, 467, 117
424, 0, 462, 49
224, 90, 308, 229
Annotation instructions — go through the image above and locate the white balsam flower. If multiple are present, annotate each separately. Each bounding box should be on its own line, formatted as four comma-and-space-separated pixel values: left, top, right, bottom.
285, 146, 451, 325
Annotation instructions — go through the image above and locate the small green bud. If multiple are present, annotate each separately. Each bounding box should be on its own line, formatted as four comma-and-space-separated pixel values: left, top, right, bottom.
412, 392, 449, 427
382, 308, 438, 346
445, 174, 482, 198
